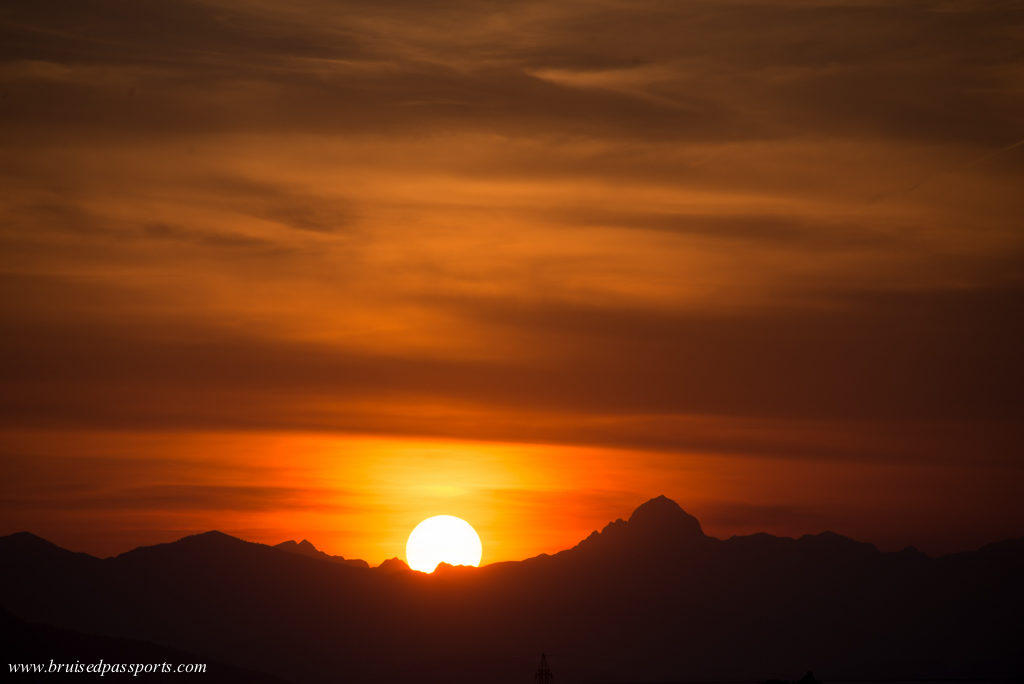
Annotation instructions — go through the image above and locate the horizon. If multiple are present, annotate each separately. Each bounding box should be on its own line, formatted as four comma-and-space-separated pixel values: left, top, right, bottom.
7, 494, 1020, 566
3, 429, 1021, 562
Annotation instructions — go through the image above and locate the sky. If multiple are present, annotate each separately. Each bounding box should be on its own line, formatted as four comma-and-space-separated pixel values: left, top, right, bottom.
1, 0, 1022, 564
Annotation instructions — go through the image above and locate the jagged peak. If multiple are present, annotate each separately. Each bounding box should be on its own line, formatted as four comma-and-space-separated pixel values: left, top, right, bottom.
377, 557, 410, 572
274, 538, 369, 567
275, 538, 320, 553
569, 496, 706, 557
433, 561, 477, 574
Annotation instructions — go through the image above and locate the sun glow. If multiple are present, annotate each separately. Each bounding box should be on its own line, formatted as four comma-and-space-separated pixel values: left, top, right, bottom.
405, 515, 483, 573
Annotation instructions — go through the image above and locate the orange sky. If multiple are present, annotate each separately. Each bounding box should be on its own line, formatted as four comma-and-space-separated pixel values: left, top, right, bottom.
1, 0, 1022, 562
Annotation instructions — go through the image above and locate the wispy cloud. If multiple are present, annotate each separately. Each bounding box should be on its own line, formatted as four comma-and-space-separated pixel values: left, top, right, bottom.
1, 0, 1021, 557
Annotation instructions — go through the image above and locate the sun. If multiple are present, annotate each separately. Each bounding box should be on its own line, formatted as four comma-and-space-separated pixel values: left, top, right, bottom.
405, 515, 483, 573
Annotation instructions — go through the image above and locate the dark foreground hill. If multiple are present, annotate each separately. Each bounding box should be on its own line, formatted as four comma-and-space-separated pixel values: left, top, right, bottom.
2, 497, 1022, 684
0, 607, 288, 682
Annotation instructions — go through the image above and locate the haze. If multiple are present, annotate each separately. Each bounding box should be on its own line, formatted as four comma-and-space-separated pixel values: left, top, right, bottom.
1, 0, 1022, 563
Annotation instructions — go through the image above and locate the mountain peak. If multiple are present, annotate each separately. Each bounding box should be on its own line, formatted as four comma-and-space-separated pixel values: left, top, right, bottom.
1, 531, 54, 547
377, 557, 410, 573
568, 496, 706, 558
0, 531, 99, 562
111, 530, 254, 563
275, 539, 321, 556
628, 496, 704, 537
146, 530, 245, 550
189, 530, 236, 540
274, 539, 369, 568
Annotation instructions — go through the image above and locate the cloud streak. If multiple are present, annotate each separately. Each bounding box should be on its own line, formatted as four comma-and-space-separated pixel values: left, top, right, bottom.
1, 0, 1021, 557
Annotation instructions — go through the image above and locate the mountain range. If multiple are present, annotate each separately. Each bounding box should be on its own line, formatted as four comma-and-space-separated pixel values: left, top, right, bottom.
274, 539, 369, 568
2, 496, 1021, 683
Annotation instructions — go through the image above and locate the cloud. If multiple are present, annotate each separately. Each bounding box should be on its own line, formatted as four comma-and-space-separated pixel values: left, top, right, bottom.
3, 277, 1021, 421
1, 0, 1020, 144
0, 0, 1022, 557
144, 222, 276, 248
0, 484, 354, 513
1, 269, 1021, 469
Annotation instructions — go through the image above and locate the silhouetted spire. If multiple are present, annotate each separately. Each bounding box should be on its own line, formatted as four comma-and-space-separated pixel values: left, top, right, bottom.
534, 653, 552, 684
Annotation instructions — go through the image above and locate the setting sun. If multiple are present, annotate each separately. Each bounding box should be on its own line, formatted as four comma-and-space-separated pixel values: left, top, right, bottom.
406, 515, 483, 573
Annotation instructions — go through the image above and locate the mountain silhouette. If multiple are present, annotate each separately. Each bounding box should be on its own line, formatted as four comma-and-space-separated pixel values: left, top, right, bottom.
274, 539, 369, 568
1, 497, 1021, 684
377, 556, 411, 572
629, 494, 704, 535
567, 494, 708, 563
